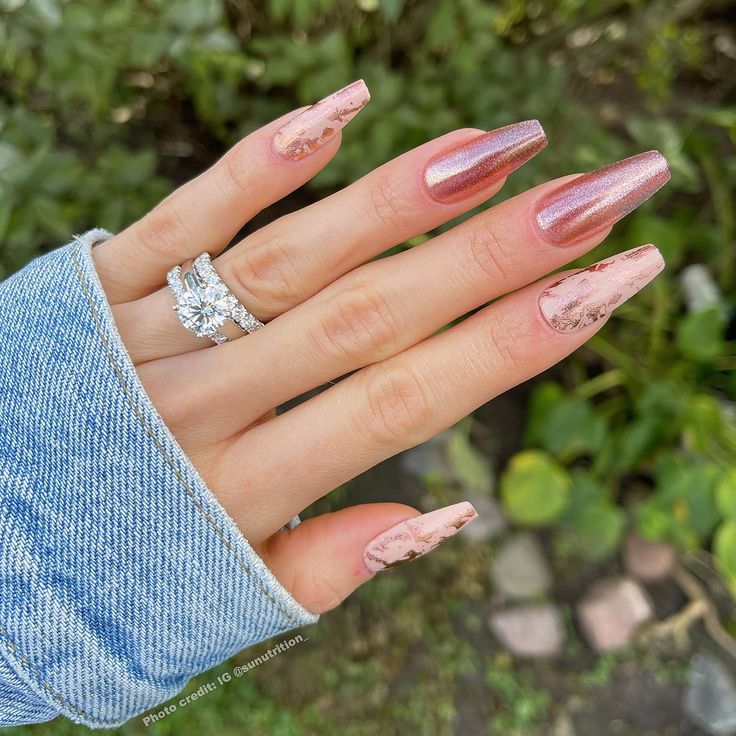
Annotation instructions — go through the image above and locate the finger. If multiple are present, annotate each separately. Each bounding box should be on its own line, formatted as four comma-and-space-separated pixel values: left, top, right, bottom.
214, 244, 664, 535
115, 120, 547, 360
94, 80, 370, 303
259, 501, 477, 613
152, 151, 669, 444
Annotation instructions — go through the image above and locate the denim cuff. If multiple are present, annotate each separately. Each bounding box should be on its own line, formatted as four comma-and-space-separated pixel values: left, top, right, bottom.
0, 230, 318, 728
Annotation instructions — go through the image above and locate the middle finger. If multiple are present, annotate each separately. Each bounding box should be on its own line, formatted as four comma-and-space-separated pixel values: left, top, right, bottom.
118, 121, 547, 362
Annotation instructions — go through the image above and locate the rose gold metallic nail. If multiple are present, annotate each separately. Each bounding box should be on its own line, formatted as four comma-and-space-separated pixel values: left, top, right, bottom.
423, 120, 547, 203
534, 151, 670, 245
272, 80, 370, 161
538, 244, 664, 333
363, 501, 478, 573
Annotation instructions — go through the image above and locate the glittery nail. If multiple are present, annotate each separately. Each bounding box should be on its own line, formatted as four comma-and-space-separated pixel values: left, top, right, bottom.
534, 151, 670, 245
273, 80, 370, 161
538, 244, 664, 333
423, 120, 547, 204
363, 501, 478, 573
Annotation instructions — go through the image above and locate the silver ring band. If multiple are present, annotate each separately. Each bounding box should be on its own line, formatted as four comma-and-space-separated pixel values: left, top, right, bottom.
167, 253, 264, 344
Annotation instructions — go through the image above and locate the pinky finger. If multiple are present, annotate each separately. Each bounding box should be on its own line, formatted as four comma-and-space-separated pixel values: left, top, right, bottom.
260, 501, 478, 614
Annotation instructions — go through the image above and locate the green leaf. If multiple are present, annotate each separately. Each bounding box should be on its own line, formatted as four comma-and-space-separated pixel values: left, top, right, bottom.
267, 0, 292, 22
607, 417, 664, 474
560, 472, 625, 560
714, 521, 736, 596
636, 454, 722, 548
523, 381, 564, 448
381, 0, 404, 24
426, 0, 459, 52
447, 428, 493, 494
716, 468, 736, 520
534, 397, 608, 459
682, 393, 725, 453
676, 307, 727, 362
500, 450, 571, 526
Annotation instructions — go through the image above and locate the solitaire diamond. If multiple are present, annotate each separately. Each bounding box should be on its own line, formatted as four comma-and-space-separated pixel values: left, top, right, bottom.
175, 278, 233, 338
167, 252, 264, 344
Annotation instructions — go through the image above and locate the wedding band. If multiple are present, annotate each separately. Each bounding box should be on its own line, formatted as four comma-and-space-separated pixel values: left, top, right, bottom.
167, 253, 264, 344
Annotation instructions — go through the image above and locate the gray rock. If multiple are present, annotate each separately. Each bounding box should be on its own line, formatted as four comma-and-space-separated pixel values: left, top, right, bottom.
399, 432, 451, 479
623, 534, 676, 582
463, 493, 506, 542
489, 603, 564, 658
492, 532, 552, 599
684, 652, 736, 736
577, 577, 653, 652
548, 713, 576, 736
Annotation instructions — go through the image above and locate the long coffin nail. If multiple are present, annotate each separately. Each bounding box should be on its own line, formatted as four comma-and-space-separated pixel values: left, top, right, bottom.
363, 501, 478, 573
534, 151, 670, 245
423, 120, 547, 203
273, 79, 370, 161
538, 244, 665, 333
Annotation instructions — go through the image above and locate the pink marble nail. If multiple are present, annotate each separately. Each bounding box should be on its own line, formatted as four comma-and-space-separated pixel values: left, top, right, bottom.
538, 244, 665, 333
423, 120, 547, 203
363, 501, 478, 573
273, 80, 370, 161
534, 151, 670, 245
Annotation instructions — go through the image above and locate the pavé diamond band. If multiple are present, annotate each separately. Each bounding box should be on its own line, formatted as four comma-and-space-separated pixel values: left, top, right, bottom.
167, 253, 264, 344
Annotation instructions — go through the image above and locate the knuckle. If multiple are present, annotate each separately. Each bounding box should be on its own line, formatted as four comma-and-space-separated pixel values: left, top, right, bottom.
316, 283, 398, 362
223, 236, 301, 311
306, 559, 346, 612
361, 365, 433, 446
368, 174, 407, 230
483, 309, 536, 376
220, 139, 254, 195
133, 200, 187, 262
466, 217, 513, 286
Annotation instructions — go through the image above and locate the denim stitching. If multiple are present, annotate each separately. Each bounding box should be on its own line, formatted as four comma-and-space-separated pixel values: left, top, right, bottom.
0, 625, 89, 719
70, 248, 297, 624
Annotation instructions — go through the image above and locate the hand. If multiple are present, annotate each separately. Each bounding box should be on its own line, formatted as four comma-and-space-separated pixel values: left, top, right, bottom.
91, 80, 669, 614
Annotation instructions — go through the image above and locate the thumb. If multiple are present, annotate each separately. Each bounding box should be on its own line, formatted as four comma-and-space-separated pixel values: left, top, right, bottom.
260, 501, 478, 614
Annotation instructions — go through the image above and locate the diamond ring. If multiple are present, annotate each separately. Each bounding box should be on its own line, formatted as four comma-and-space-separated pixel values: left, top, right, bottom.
167, 253, 264, 344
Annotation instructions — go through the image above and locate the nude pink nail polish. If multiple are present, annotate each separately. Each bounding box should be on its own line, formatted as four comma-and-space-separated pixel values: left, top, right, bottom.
423, 120, 547, 203
538, 244, 665, 333
273, 80, 370, 161
534, 151, 670, 245
363, 501, 478, 573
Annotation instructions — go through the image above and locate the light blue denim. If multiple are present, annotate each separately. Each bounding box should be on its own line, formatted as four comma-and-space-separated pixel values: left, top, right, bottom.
0, 230, 319, 728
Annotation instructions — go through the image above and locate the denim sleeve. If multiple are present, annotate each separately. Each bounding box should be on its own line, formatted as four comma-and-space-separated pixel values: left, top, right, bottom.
0, 230, 319, 729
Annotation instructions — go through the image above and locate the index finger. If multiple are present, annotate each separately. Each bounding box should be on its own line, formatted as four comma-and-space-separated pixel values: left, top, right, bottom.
93, 80, 370, 303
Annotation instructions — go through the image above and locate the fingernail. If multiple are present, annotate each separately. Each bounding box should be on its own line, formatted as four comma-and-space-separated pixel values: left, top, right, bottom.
534, 151, 670, 245
273, 79, 370, 161
423, 120, 547, 203
538, 244, 665, 333
363, 501, 478, 573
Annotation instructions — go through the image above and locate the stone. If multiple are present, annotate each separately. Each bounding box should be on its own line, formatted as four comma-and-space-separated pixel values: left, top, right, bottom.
176, 277, 231, 337
399, 431, 451, 479
577, 577, 653, 652
491, 532, 552, 599
489, 603, 564, 658
623, 534, 676, 582
548, 713, 576, 736
684, 652, 736, 736
462, 493, 506, 542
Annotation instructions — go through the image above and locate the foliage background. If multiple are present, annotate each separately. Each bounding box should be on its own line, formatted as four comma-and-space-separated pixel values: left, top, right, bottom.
1, 0, 735, 733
